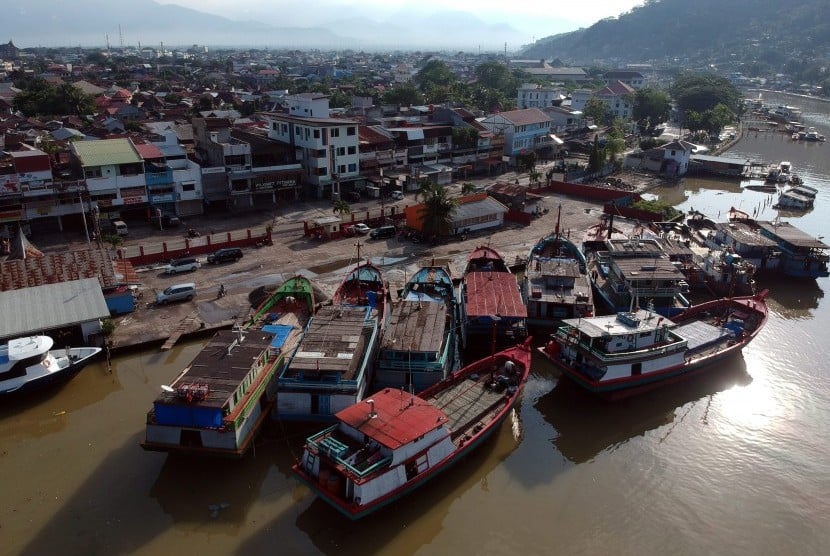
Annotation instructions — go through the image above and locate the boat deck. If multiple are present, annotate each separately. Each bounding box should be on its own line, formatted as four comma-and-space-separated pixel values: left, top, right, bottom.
755, 221, 829, 249
382, 300, 448, 353
428, 371, 506, 440
283, 305, 374, 381
159, 328, 280, 410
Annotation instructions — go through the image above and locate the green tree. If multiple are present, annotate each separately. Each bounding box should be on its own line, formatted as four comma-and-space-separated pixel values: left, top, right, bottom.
583, 97, 610, 126
332, 199, 351, 218
474, 61, 514, 93
605, 119, 627, 162
684, 110, 705, 133
383, 83, 423, 106
632, 87, 671, 132
588, 135, 605, 172
415, 180, 458, 240
669, 72, 742, 115
703, 103, 734, 135
414, 60, 457, 91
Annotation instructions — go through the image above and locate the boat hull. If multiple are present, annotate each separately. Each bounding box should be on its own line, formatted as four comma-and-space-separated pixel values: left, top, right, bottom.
540, 293, 768, 400
0, 348, 102, 397
540, 341, 746, 401
293, 340, 532, 519
293, 406, 512, 519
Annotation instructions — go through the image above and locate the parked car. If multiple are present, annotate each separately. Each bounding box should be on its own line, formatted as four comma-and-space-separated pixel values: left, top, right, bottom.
353, 223, 371, 234
390, 190, 405, 201
207, 247, 243, 264
156, 283, 196, 305
369, 225, 396, 239
164, 257, 200, 275
346, 191, 361, 202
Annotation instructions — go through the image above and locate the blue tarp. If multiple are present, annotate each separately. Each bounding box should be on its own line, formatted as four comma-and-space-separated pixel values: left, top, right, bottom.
366, 290, 377, 308
263, 324, 296, 349
154, 403, 223, 428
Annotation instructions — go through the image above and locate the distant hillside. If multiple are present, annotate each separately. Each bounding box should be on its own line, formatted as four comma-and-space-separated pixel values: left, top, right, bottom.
520, 0, 830, 67
0, 0, 529, 50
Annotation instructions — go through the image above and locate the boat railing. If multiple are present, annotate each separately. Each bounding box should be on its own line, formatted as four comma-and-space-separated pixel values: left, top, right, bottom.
555, 328, 687, 361
628, 285, 682, 296
308, 426, 392, 477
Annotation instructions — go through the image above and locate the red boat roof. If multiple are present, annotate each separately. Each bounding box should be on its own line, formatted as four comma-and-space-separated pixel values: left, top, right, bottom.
465, 272, 528, 319
337, 388, 447, 450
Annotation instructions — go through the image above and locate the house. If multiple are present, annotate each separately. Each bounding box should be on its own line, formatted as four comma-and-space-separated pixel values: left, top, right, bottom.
543, 105, 584, 134
509, 60, 588, 82
264, 94, 360, 200
593, 80, 636, 119
628, 139, 695, 176
603, 71, 646, 89
70, 138, 148, 222
479, 108, 554, 165
402, 192, 509, 236
517, 84, 566, 109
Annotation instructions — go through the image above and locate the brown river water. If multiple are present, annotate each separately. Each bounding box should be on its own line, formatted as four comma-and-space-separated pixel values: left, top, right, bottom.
2, 92, 829, 555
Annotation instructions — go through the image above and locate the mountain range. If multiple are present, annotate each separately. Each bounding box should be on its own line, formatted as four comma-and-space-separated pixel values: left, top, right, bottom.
0, 0, 537, 51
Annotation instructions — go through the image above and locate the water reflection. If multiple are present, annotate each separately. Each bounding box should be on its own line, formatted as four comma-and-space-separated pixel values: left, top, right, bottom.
149, 449, 277, 526
535, 361, 752, 464
0, 360, 121, 440
281, 412, 522, 556
757, 276, 824, 319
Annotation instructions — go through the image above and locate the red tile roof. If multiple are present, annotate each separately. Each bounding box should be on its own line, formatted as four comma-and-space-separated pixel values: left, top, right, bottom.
336, 388, 447, 450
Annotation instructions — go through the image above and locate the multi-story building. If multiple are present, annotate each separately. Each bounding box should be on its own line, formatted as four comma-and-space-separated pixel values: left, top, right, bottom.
480, 108, 555, 166
517, 84, 566, 109
603, 70, 646, 90
265, 94, 360, 200
69, 138, 149, 222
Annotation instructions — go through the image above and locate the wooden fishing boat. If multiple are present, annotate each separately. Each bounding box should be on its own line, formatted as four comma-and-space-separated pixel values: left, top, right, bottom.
292, 338, 532, 520
275, 261, 387, 421
141, 276, 313, 457
524, 206, 593, 325
459, 245, 527, 354
538, 291, 769, 400
373, 262, 458, 393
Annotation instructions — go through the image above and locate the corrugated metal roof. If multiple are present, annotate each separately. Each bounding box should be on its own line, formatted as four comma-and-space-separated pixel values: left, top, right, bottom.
72, 138, 142, 167
337, 387, 446, 450
452, 196, 509, 222
0, 278, 110, 339
465, 272, 527, 319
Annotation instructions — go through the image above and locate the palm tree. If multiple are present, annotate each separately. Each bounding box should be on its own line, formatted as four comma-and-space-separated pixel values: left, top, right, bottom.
461, 182, 477, 195
415, 180, 458, 241
332, 199, 351, 219
529, 169, 542, 186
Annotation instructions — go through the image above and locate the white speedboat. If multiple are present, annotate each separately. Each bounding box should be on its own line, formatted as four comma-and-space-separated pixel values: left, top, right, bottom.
0, 336, 102, 396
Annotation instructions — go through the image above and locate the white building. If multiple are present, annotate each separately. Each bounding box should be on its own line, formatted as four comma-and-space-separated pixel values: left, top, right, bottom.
480, 108, 554, 165
266, 95, 360, 200
517, 84, 566, 109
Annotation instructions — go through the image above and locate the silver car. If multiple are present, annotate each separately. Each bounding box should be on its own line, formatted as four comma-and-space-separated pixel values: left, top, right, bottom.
156, 283, 196, 304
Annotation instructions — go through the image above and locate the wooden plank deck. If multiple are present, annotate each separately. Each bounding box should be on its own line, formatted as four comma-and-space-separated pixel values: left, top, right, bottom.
429, 375, 505, 435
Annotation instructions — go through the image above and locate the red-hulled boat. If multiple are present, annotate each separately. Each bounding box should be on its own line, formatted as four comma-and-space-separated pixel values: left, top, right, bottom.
292, 338, 532, 519
538, 291, 769, 400
459, 245, 527, 353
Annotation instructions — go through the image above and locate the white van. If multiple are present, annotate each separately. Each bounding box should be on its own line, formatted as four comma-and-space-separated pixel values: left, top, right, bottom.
112, 220, 129, 236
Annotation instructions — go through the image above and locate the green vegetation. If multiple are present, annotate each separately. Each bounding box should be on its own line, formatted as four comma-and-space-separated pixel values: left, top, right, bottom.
101, 318, 115, 337
414, 180, 458, 240
632, 88, 672, 133
12, 78, 96, 117
632, 199, 681, 220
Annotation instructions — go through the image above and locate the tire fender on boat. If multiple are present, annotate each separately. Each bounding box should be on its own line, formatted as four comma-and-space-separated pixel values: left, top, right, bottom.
41, 358, 52, 368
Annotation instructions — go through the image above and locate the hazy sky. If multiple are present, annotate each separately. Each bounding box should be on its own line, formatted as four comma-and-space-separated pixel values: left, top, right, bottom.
163, 0, 645, 39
